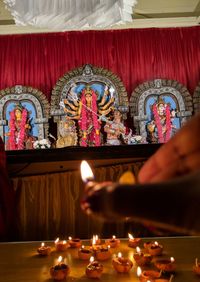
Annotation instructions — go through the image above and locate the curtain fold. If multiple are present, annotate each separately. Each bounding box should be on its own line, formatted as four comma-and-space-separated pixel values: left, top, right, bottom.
0, 27, 200, 101
12, 161, 144, 241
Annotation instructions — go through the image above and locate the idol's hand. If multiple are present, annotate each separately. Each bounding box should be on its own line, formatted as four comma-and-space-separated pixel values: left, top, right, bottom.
138, 114, 200, 183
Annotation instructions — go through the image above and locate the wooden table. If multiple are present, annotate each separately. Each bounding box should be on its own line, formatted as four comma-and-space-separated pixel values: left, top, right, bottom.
0, 237, 200, 282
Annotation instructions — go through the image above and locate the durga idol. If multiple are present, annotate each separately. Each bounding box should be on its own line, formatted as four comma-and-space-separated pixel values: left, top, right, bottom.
63, 85, 114, 147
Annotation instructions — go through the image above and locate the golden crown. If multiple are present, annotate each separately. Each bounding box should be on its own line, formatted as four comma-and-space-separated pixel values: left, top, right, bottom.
84, 85, 92, 96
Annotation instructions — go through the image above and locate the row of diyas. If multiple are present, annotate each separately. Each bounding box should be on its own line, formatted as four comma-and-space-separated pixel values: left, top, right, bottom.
38, 239, 200, 281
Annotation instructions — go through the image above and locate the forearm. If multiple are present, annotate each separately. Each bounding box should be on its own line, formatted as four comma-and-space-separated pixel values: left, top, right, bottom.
81, 171, 200, 234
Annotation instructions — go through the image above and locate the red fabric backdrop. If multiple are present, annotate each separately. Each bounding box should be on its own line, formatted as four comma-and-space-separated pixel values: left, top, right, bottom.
0, 26, 200, 101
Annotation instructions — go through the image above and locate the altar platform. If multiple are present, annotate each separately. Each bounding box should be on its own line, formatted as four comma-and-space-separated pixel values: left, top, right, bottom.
0, 236, 199, 282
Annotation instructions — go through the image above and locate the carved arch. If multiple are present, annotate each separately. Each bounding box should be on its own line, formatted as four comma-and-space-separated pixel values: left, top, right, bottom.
0, 85, 50, 148
193, 82, 200, 114
51, 64, 129, 119
130, 79, 193, 142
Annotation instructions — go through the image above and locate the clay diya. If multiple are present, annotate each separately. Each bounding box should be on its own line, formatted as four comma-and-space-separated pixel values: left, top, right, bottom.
128, 233, 141, 248
85, 256, 103, 279
147, 241, 163, 256
37, 242, 51, 256
50, 256, 70, 281
112, 252, 133, 273
96, 245, 111, 261
78, 245, 93, 260
154, 257, 176, 273
68, 236, 82, 248
137, 266, 161, 282
55, 238, 69, 252
193, 258, 200, 276
133, 247, 152, 266
105, 235, 120, 248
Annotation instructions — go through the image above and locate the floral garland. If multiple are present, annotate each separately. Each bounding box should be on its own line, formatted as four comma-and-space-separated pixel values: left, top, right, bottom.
9, 108, 28, 150
79, 89, 100, 147
153, 103, 171, 143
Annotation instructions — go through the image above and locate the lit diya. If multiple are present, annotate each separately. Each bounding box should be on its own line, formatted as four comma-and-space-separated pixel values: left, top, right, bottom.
128, 233, 141, 248
85, 256, 103, 279
146, 241, 163, 256
112, 252, 133, 273
137, 266, 161, 282
68, 236, 82, 248
193, 258, 200, 276
133, 247, 152, 266
55, 238, 69, 252
50, 256, 70, 281
105, 235, 120, 248
96, 245, 111, 261
91, 235, 101, 245
154, 257, 176, 273
78, 245, 93, 260
37, 242, 51, 256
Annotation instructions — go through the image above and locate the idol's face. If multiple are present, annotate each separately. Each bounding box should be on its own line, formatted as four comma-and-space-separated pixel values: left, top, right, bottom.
15, 109, 22, 119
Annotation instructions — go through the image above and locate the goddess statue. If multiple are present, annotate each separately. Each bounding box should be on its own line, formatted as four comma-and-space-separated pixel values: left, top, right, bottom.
62, 85, 114, 147
104, 110, 126, 145
146, 98, 176, 143
6, 103, 35, 150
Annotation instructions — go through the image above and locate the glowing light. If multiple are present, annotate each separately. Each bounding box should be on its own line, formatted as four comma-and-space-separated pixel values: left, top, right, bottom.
81, 160, 94, 182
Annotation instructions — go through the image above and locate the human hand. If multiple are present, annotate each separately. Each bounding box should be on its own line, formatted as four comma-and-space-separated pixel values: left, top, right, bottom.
138, 114, 200, 183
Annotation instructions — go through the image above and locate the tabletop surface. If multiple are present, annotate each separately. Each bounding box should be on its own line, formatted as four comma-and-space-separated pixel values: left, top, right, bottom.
0, 236, 200, 282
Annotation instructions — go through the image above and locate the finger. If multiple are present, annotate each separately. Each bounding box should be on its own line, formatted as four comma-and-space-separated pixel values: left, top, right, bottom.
148, 150, 200, 183
138, 114, 200, 183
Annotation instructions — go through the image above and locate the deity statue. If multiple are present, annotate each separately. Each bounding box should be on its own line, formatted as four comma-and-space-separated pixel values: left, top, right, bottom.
62, 84, 114, 147
146, 98, 177, 144
104, 110, 126, 145
6, 103, 35, 150
56, 119, 78, 148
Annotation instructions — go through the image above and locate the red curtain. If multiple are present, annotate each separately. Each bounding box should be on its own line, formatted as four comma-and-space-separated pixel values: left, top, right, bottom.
0, 26, 200, 101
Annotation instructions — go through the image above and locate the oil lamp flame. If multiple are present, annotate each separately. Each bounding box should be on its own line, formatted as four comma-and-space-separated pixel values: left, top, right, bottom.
80, 160, 94, 183
55, 238, 59, 243
117, 252, 122, 258
128, 233, 134, 239
136, 246, 141, 254
58, 256, 62, 263
90, 256, 95, 263
41, 242, 45, 247
170, 257, 175, 263
137, 266, 142, 277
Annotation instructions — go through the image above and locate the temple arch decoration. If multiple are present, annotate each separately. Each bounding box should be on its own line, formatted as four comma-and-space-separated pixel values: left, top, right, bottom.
193, 82, 200, 114
51, 64, 129, 147
130, 79, 193, 143
0, 85, 50, 150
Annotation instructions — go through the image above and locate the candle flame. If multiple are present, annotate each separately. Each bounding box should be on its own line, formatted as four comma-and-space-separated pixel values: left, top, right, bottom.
82, 245, 85, 249
58, 256, 62, 263
170, 257, 175, 263
41, 242, 45, 247
108, 245, 110, 249
154, 241, 159, 246
128, 233, 134, 240
92, 235, 96, 245
137, 266, 142, 277
68, 236, 72, 240
90, 256, 94, 263
117, 252, 122, 258
136, 246, 141, 254
63, 240, 67, 244
55, 238, 59, 243
112, 235, 116, 239
80, 161, 94, 183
